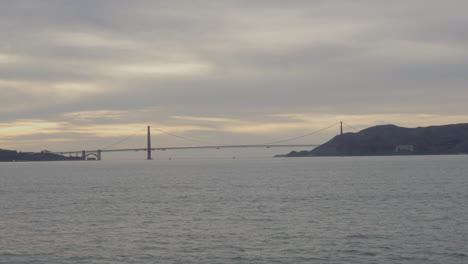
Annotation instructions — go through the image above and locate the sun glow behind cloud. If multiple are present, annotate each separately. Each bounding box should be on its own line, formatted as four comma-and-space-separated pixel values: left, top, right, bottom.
0, 80, 103, 95
114, 63, 212, 76
63, 110, 128, 122
170, 116, 239, 123
52, 82, 100, 97
0, 120, 67, 138
0, 53, 26, 64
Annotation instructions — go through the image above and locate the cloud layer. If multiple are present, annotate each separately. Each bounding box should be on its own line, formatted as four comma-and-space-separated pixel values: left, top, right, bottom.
1, 0, 467, 152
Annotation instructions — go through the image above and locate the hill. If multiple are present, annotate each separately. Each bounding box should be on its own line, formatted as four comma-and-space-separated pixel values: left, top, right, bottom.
0, 149, 82, 162
280, 123, 468, 157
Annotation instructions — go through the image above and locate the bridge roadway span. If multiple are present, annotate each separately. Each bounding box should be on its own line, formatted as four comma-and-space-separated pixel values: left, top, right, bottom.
53, 127, 326, 160
57, 144, 319, 154
51, 124, 343, 160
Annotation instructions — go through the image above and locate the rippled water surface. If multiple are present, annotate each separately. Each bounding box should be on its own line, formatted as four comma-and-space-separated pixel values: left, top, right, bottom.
1, 156, 467, 263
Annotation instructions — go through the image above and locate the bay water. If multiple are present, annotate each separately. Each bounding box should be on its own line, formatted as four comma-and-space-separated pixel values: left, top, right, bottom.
1, 156, 467, 263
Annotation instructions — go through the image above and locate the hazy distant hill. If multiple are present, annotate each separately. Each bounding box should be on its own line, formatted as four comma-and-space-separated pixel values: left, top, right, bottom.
280, 123, 468, 157
0, 149, 82, 162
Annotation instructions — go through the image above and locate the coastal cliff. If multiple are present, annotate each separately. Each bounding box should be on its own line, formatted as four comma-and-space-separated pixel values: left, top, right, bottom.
280, 123, 468, 157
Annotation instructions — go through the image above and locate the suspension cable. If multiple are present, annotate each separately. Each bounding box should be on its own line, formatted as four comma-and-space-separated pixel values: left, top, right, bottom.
343, 122, 360, 132
262, 122, 340, 145
101, 127, 146, 150
152, 127, 218, 145
99, 121, 345, 150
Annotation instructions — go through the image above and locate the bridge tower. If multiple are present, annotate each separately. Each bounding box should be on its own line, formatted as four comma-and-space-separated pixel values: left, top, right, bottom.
147, 126, 152, 160
338, 121, 344, 155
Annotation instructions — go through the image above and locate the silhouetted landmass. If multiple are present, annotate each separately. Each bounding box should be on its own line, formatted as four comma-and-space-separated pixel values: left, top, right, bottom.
279, 123, 468, 157
0, 149, 82, 162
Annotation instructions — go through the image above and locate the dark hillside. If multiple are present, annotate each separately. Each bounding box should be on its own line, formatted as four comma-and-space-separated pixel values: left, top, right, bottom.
280, 123, 468, 157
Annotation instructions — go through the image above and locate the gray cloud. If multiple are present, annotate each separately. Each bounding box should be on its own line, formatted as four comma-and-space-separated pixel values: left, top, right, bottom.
1, 0, 468, 151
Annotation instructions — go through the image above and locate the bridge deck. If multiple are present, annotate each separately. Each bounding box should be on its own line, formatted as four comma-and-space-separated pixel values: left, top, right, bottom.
55, 144, 318, 154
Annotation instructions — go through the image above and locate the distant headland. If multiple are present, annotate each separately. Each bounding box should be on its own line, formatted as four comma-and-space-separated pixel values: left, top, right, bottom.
278, 123, 468, 157
0, 149, 82, 162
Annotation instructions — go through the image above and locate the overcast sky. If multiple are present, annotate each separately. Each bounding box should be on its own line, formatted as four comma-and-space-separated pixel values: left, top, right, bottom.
1, 0, 468, 153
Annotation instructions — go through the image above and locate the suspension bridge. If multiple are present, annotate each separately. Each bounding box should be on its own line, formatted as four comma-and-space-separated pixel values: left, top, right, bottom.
54, 122, 349, 160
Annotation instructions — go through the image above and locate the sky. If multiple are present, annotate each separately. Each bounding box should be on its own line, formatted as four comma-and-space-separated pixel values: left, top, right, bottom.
1, 0, 468, 155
